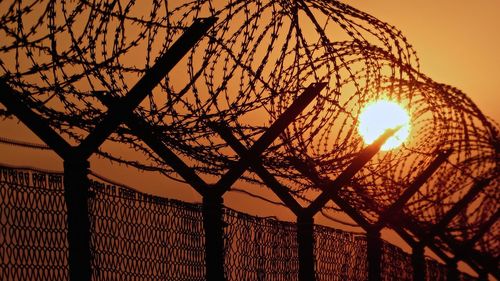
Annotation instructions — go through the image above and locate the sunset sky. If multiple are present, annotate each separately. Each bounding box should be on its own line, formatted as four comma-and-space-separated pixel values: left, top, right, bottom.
1, 0, 497, 218
338, 2, 500, 272
348, 0, 500, 124
0, 1, 497, 278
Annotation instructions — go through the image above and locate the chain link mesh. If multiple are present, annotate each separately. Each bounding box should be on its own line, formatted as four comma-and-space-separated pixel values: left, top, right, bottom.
425, 258, 447, 281
381, 241, 413, 281
0, 167, 68, 281
1, 165, 478, 280
314, 225, 368, 280
89, 179, 206, 281
224, 210, 298, 280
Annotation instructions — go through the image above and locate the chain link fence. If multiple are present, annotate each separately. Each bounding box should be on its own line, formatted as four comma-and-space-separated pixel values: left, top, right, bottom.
0, 165, 477, 280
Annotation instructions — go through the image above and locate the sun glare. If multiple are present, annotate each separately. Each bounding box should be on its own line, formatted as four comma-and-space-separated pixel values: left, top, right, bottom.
358, 100, 411, 150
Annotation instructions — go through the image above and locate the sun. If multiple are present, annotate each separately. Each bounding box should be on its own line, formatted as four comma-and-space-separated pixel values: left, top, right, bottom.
357, 100, 411, 151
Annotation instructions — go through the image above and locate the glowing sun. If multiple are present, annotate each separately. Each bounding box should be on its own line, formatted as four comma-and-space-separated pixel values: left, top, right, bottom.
357, 100, 411, 150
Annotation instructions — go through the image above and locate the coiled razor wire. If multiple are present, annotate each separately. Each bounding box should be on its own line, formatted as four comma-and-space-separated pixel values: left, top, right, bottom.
0, 165, 479, 280
0, 0, 498, 261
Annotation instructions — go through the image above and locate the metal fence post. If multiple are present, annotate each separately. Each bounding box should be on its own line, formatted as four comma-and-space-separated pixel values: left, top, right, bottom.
64, 159, 92, 281
203, 194, 226, 281
446, 259, 459, 281
367, 229, 382, 281
478, 271, 489, 281
297, 214, 315, 281
412, 243, 426, 281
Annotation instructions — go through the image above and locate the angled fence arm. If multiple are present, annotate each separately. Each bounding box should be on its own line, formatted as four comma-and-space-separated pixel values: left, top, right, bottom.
375, 149, 452, 229
349, 153, 497, 279
359, 177, 496, 281
206, 83, 324, 281
79, 19, 215, 279
329, 191, 373, 230
2, 18, 217, 281
463, 209, 500, 249
392, 221, 469, 281
343, 180, 479, 281
212, 83, 326, 196
306, 127, 399, 216
291, 161, 372, 230
398, 213, 498, 279
0, 80, 72, 158
413, 208, 498, 277
0, 81, 93, 281
296, 173, 374, 280
465, 249, 499, 279
0, 80, 93, 281
395, 224, 453, 262
442, 208, 500, 277
389, 177, 495, 278
210, 122, 316, 281
96, 94, 208, 196
429, 178, 491, 237
210, 122, 303, 215
391, 226, 428, 281
434, 210, 500, 279
346, 179, 468, 280
292, 129, 398, 281
77, 17, 217, 159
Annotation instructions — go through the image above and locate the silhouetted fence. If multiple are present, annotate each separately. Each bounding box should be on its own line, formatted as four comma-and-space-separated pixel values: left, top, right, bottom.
0, 165, 477, 280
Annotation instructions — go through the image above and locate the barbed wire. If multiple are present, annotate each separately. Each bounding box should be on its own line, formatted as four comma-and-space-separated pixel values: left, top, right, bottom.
0, 0, 498, 259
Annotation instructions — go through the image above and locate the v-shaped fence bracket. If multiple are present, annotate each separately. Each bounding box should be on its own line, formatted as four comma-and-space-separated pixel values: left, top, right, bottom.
0, 17, 217, 281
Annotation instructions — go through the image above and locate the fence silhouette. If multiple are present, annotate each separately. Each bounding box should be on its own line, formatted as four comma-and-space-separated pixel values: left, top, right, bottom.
1, 1, 498, 280
0, 164, 478, 280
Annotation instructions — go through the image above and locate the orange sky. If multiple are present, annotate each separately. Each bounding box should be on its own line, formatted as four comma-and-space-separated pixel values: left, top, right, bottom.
1, 0, 497, 228
0, 1, 497, 277
1, 0, 496, 207
341, 2, 500, 273
346, 0, 500, 124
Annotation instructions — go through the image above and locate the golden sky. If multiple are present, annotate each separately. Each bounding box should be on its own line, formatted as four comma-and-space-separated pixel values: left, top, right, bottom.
0, 1, 497, 275
346, 0, 500, 123
1, 0, 497, 221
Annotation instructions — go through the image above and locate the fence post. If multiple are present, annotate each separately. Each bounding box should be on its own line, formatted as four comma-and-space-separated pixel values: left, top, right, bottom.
297, 214, 315, 281
203, 194, 226, 281
412, 243, 426, 281
478, 271, 489, 281
367, 229, 382, 281
64, 158, 92, 281
446, 259, 459, 281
